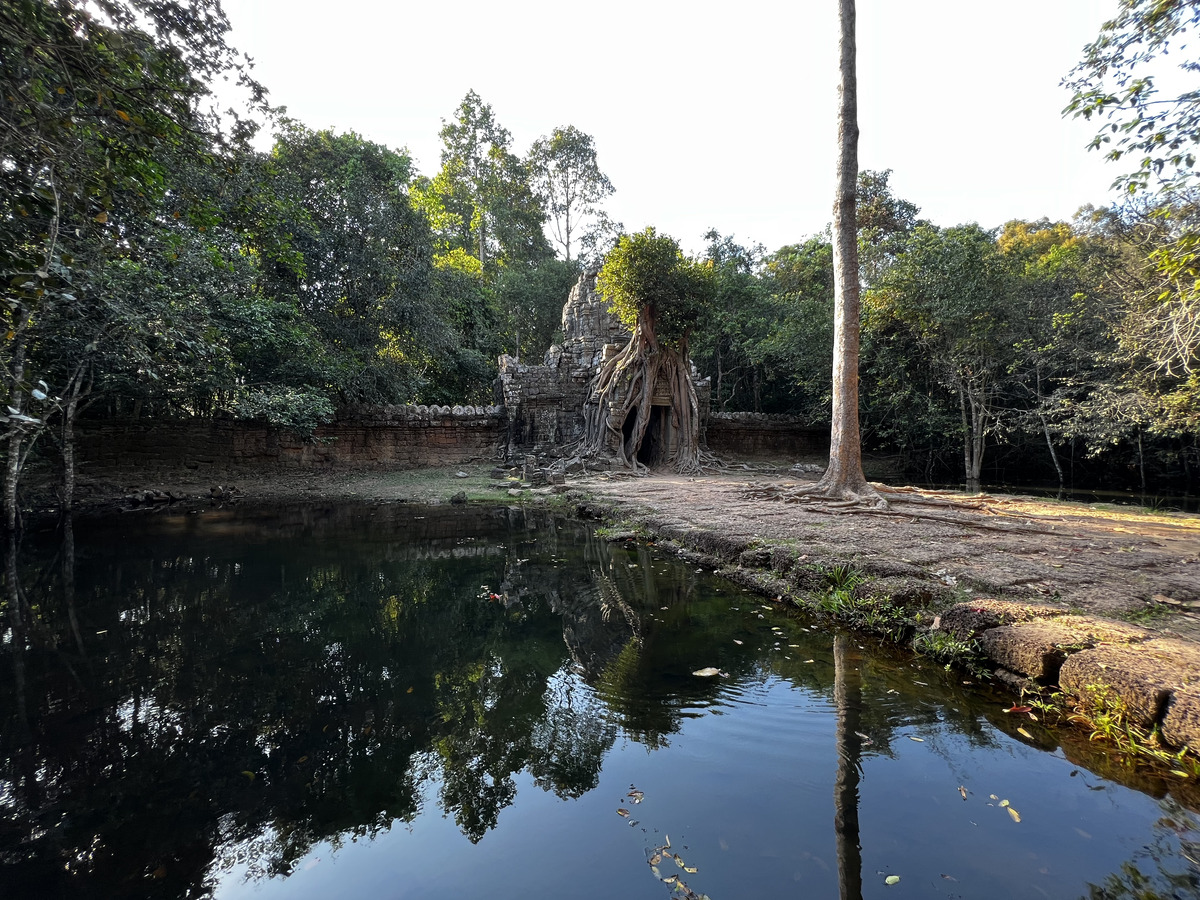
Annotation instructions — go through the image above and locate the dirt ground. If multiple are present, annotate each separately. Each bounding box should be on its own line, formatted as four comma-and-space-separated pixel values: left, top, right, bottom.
69, 459, 1200, 641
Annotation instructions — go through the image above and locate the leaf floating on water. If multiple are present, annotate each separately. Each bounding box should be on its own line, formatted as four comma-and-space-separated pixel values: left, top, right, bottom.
673, 853, 686, 868
406, 686, 414, 694
804, 659, 815, 664
617, 808, 631, 818
855, 731, 873, 745
733, 640, 743, 645
1017, 727, 1034, 739
1007, 806, 1022, 823
908, 736, 925, 742
885, 875, 900, 885
958, 785, 968, 800
664, 834, 671, 849
650, 865, 662, 879
685, 866, 698, 873
999, 799, 1010, 808
662, 875, 677, 885
990, 794, 999, 801
241, 770, 256, 781
692, 667, 721, 677
941, 873, 958, 882
649, 854, 662, 866
1006, 705, 1032, 714
628, 789, 644, 803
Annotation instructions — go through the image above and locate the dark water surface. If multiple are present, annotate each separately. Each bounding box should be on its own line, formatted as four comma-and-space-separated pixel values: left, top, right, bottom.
2, 503, 1199, 899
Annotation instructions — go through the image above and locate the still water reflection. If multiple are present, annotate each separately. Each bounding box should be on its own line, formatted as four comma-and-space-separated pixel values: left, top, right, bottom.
1, 503, 1198, 899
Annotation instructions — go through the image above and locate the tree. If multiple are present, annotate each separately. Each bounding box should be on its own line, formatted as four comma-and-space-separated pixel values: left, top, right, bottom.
0, 0, 260, 529
583, 228, 711, 472
260, 124, 446, 406
432, 91, 551, 272
1066, 1, 1200, 443
869, 224, 1015, 491
811, 0, 882, 503
1065, 0, 1200, 196
527, 126, 616, 263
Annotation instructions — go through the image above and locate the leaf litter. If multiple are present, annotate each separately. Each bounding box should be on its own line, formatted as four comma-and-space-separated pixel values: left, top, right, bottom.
619, 787, 711, 900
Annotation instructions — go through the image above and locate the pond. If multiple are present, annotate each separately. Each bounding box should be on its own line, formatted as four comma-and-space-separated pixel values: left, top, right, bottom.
1, 503, 1198, 899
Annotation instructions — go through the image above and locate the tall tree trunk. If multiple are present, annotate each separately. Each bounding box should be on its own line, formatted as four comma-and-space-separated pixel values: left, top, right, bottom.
1041, 414, 1064, 488
813, 0, 881, 505
4, 306, 31, 533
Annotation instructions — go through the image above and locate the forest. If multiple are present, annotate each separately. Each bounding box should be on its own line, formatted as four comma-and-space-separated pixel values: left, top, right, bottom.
2, 0, 1198, 520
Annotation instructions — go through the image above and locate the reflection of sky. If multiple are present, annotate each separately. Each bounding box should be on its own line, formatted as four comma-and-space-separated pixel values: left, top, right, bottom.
215, 666, 1197, 900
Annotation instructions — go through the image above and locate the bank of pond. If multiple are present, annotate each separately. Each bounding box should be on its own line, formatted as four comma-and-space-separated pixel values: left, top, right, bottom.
1, 503, 1197, 899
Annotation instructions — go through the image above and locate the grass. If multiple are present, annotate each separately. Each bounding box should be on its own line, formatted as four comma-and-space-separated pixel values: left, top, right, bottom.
911, 629, 988, 675
806, 565, 910, 639
1023, 684, 1200, 778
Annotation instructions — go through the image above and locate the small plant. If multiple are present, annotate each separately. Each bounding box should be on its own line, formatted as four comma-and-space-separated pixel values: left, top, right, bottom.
822, 563, 865, 593
1066, 684, 1200, 777
913, 629, 984, 667
1119, 603, 1173, 626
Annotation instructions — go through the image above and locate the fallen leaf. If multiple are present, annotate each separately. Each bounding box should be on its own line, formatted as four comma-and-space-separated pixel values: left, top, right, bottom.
628, 789, 644, 803
1007, 807, 1022, 823
692, 667, 721, 677
662, 875, 677, 885
941, 874, 958, 882
885, 874, 900, 885
649, 854, 662, 865
958, 786, 968, 800
733, 639, 743, 645
1005, 705, 1032, 714
617, 808, 630, 818
804, 659, 815, 664
1017, 727, 1034, 739
684, 866, 698, 873
664, 834, 671, 849
241, 770, 255, 781
908, 736, 924, 742
999, 799, 1010, 808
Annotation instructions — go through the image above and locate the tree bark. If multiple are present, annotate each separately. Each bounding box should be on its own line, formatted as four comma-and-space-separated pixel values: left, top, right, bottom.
813, 0, 881, 505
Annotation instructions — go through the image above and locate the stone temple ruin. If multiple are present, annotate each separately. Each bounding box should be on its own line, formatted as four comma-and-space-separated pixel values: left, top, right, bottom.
497, 270, 711, 469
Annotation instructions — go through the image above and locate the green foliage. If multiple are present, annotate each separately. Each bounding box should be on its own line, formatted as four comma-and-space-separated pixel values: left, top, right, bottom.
527, 125, 617, 263
596, 228, 711, 348
1065, 0, 1200, 195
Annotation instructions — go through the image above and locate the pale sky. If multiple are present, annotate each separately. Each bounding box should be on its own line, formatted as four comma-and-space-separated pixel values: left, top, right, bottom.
218, 0, 1121, 254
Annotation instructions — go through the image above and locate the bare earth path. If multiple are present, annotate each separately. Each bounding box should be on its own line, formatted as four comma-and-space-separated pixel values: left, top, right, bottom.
575, 470, 1200, 639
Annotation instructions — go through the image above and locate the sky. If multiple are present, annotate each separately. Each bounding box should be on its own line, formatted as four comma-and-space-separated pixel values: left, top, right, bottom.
217, 0, 1122, 255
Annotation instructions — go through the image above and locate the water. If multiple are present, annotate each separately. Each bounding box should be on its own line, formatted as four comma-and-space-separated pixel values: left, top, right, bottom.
1, 503, 1198, 899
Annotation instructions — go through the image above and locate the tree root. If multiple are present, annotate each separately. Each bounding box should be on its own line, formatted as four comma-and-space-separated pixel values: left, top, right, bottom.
744, 482, 1068, 535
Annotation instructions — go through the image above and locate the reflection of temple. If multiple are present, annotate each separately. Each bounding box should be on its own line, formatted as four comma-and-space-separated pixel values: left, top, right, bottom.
497, 271, 710, 459
549, 577, 642, 681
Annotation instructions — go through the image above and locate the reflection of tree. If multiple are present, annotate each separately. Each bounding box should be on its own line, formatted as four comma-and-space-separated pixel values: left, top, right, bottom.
834, 633, 864, 900
0, 506, 629, 895
1080, 797, 1200, 898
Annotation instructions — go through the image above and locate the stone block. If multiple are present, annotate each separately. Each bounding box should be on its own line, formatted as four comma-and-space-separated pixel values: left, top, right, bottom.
938, 598, 1065, 640
1059, 639, 1200, 728
979, 616, 1151, 681
1162, 684, 1200, 749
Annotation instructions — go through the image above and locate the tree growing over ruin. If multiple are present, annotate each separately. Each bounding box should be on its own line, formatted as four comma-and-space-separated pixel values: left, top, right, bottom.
580, 228, 711, 472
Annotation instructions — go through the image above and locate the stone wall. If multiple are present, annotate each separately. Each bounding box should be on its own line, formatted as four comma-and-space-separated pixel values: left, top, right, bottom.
705, 412, 828, 458
76, 405, 506, 475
